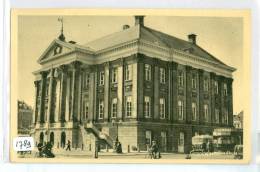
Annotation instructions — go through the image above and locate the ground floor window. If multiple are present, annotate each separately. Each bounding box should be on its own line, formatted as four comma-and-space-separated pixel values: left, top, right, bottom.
145, 130, 152, 148
111, 98, 117, 118
99, 100, 104, 119
161, 131, 167, 152
126, 96, 132, 117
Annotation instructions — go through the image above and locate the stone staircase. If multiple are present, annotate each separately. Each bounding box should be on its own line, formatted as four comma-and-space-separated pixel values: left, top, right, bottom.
81, 122, 114, 148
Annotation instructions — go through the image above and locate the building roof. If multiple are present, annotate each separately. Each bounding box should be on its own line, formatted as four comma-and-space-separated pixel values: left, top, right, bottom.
18, 100, 33, 111
83, 24, 229, 67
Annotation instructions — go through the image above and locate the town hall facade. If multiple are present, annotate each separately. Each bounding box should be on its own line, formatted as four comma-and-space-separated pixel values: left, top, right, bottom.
30, 16, 236, 153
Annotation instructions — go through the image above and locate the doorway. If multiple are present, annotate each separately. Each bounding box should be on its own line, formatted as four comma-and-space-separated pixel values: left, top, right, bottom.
61, 132, 66, 148
50, 132, 54, 145
40, 132, 44, 144
178, 132, 185, 153
160, 131, 167, 152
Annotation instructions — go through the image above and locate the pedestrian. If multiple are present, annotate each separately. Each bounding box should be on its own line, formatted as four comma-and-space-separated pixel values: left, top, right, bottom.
151, 140, 160, 159
116, 142, 122, 153
202, 142, 206, 153
206, 140, 210, 155
66, 140, 71, 151
37, 142, 45, 157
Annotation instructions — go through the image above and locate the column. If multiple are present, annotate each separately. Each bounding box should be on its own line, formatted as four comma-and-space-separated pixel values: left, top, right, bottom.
171, 62, 178, 122
185, 66, 192, 123
59, 65, 67, 122
77, 70, 83, 122
198, 69, 204, 124
32, 81, 38, 125
117, 60, 124, 120
70, 68, 76, 121
153, 59, 159, 119
89, 65, 97, 122
104, 62, 110, 121
132, 62, 138, 118
137, 55, 144, 120
210, 72, 216, 125
227, 78, 234, 127
219, 76, 225, 125
167, 63, 172, 121
39, 72, 46, 123
46, 69, 54, 123
65, 72, 71, 122
70, 61, 81, 122
54, 76, 60, 122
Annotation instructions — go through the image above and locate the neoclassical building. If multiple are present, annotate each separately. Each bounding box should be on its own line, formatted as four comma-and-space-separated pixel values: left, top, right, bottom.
31, 16, 235, 153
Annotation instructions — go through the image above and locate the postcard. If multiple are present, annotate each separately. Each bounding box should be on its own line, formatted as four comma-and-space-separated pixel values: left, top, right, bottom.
10, 9, 251, 163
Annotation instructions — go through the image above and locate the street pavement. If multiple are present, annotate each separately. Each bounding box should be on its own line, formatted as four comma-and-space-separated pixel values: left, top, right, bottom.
18, 148, 235, 159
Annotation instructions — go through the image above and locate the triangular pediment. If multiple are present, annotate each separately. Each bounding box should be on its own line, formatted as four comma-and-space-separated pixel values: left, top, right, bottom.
37, 39, 75, 64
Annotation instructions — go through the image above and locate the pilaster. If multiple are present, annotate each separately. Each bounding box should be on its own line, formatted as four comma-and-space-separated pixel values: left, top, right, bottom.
104, 62, 110, 121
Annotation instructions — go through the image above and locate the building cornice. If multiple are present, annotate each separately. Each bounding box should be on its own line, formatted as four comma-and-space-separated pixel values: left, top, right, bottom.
35, 38, 236, 78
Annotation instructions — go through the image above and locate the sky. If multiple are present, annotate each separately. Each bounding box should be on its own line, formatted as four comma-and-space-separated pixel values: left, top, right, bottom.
17, 15, 243, 114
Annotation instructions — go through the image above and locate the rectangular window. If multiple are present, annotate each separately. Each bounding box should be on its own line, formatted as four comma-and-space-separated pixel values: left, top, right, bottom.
145, 64, 151, 81
159, 98, 165, 119
192, 75, 196, 89
125, 65, 132, 81
161, 131, 167, 152
126, 96, 132, 117
145, 130, 152, 146
214, 81, 218, 94
144, 96, 151, 118
223, 109, 229, 124
83, 101, 89, 120
192, 102, 197, 121
112, 68, 118, 83
111, 98, 117, 118
99, 71, 105, 85
224, 83, 228, 96
160, 68, 166, 84
204, 104, 209, 122
84, 73, 90, 88
215, 108, 219, 124
178, 71, 184, 87
178, 100, 184, 120
204, 78, 209, 91
98, 100, 104, 119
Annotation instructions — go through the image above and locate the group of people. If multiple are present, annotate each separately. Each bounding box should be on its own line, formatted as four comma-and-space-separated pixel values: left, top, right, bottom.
37, 140, 72, 158
37, 141, 55, 158
148, 140, 161, 159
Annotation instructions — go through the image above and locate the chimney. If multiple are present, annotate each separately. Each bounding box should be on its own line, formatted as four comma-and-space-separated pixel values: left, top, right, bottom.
122, 24, 130, 30
188, 34, 197, 44
135, 16, 145, 26
68, 40, 76, 44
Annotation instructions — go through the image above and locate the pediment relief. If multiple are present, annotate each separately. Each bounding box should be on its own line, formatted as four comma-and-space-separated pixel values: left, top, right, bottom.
38, 39, 75, 64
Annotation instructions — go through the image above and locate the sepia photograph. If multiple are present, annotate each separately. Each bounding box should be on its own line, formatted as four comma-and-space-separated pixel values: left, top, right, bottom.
10, 9, 251, 163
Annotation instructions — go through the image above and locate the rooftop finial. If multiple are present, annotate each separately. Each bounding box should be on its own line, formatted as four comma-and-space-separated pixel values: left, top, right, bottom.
58, 17, 65, 41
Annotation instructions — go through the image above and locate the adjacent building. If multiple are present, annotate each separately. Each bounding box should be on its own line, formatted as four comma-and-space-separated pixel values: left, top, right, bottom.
18, 100, 33, 135
30, 16, 236, 153
234, 111, 243, 129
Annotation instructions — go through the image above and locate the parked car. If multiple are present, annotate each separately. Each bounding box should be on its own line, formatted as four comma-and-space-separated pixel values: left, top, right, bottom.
191, 135, 213, 153
234, 145, 243, 159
